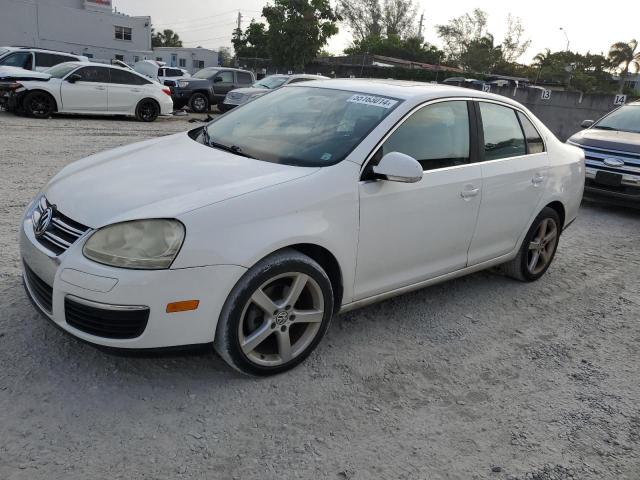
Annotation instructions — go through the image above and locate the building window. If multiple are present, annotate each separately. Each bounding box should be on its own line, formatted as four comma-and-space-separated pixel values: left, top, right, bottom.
114, 54, 124, 61
156, 57, 163, 62
179, 58, 186, 68
115, 26, 132, 41
134, 56, 140, 63
193, 60, 205, 70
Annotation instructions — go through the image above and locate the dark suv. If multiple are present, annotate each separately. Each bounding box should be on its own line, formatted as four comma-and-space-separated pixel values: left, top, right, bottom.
568, 101, 640, 205
169, 67, 255, 113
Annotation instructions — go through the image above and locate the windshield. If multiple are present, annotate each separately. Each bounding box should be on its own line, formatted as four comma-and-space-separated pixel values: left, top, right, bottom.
202, 86, 401, 167
593, 105, 640, 134
44, 63, 78, 79
0, 48, 10, 58
253, 75, 288, 89
192, 68, 218, 79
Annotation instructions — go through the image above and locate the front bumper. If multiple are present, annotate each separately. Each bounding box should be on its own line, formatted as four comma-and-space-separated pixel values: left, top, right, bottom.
584, 166, 640, 202
20, 207, 246, 349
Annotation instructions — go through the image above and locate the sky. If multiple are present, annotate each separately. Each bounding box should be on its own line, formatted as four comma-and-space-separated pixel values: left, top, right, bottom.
114, 0, 638, 63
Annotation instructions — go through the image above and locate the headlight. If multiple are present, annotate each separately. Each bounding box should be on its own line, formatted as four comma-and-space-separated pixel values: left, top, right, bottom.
177, 80, 189, 88
83, 219, 185, 270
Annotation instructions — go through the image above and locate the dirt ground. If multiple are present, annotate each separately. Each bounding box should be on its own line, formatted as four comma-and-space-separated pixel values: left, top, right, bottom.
0, 111, 639, 480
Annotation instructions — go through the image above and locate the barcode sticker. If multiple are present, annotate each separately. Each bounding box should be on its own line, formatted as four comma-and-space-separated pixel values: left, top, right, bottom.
347, 94, 398, 109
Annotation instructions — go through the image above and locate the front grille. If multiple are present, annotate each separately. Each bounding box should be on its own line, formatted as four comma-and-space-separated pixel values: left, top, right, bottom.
24, 263, 53, 313
33, 196, 90, 255
578, 144, 640, 177
65, 297, 149, 339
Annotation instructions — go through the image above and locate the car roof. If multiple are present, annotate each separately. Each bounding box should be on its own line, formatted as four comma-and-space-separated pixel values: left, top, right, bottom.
54, 61, 153, 75
289, 78, 526, 106
2, 46, 86, 58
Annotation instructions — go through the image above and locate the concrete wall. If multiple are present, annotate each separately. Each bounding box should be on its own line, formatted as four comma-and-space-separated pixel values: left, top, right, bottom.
490, 86, 638, 140
152, 47, 219, 74
0, 0, 152, 64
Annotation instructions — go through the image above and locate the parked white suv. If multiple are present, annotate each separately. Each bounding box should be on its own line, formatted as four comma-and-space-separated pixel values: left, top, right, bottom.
20, 80, 585, 375
2, 61, 173, 121
0, 46, 88, 71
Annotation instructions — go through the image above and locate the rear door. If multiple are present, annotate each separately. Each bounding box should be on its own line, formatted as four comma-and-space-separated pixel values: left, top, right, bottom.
467, 101, 549, 265
60, 65, 109, 112
35, 52, 77, 71
108, 68, 152, 113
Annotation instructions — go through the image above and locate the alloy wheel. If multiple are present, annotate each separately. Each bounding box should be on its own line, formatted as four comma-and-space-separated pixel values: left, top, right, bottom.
138, 101, 157, 121
238, 272, 325, 367
28, 94, 51, 116
527, 217, 558, 275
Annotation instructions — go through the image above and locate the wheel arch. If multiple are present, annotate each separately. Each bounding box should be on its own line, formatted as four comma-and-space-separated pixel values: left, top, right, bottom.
21, 88, 58, 112
137, 97, 160, 111
545, 200, 566, 229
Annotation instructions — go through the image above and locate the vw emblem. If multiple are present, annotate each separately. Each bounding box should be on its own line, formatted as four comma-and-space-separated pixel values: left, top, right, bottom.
603, 158, 624, 168
275, 311, 289, 326
33, 207, 53, 237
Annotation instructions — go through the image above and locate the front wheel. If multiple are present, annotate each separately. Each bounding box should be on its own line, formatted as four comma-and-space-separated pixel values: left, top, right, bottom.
214, 249, 334, 376
135, 99, 159, 122
23, 91, 54, 119
189, 93, 209, 113
502, 207, 561, 282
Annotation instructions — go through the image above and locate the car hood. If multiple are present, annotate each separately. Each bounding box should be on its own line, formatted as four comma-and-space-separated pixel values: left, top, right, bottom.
568, 128, 640, 154
44, 131, 319, 228
0, 66, 50, 81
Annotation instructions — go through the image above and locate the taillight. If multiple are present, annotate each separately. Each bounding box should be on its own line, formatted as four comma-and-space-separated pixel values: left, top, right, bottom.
162, 87, 172, 96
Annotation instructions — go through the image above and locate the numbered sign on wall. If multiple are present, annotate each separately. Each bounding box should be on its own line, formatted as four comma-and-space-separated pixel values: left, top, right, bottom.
482, 84, 491, 93
614, 94, 627, 106
541, 89, 551, 100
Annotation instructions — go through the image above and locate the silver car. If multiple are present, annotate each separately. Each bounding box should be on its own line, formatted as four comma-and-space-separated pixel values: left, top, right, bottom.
222, 73, 328, 110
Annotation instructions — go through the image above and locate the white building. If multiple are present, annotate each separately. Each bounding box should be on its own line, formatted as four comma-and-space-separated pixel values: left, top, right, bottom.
0, 0, 152, 64
152, 47, 219, 74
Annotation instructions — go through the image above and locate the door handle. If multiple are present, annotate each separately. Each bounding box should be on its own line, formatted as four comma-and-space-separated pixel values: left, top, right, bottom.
131, 89, 141, 93
460, 187, 480, 199
532, 173, 545, 186
94, 86, 106, 91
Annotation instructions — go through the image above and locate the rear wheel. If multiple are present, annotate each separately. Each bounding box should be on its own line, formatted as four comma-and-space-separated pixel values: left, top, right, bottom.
189, 93, 209, 113
23, 91, 54, 119
502, 207, 561, 282
135, 99, 159, 122
214, 249, 334, 376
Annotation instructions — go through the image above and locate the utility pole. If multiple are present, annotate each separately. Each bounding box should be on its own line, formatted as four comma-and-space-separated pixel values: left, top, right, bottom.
418, 13, 424, 41
237, 11, 243, 31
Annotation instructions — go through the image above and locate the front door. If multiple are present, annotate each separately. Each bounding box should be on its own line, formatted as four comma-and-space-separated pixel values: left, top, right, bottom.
355, 100, 482, 300
467, 101, 549, 265
211, 70, 236, 102
60, 65, 109, 112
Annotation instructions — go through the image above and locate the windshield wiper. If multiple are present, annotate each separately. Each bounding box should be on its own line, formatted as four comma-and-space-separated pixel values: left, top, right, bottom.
592, 125, 617, 131
202, 130, 255, 159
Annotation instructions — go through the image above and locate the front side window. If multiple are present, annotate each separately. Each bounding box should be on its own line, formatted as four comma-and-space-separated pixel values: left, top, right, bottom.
202, 87, 401, 167
517, 111, 545, 154
479, 102, 526, 161
45, 63, 78, 79
193, 67, 217, 78
0, 52, 33, 69
215, 71, 234, 83
115, 26, 132, 41
378, 100, 470, 171
73, 66, 110, 83
593, 105, 640, 134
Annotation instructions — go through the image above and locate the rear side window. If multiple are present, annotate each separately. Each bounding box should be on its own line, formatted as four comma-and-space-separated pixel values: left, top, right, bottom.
237, 71, 253, 84
517, 112, 545, 154
74, 66, 110, 83
35, 52, 75, 68
109, 69, 151, 85
0, 52, 33, 69
479, 102, 526, 160
379, 100, 470, 171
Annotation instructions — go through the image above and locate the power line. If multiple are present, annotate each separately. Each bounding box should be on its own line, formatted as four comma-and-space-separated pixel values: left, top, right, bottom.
153, 9, 261, 28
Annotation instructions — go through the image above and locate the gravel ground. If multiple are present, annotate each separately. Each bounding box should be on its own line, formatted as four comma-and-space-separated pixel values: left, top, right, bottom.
0, 111, 639, 480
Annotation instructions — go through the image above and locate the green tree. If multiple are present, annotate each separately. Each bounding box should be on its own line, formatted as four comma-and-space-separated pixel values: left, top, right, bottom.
338, 0, 416, 40
459, 34, 503, 73
232, 20, 270, 58
435, 8, 487, 63
218, 46, 232, 66
608, 39, 640, 93
262, 0, 339, 70
344, 34, 443, 64
151, 28, 183, 48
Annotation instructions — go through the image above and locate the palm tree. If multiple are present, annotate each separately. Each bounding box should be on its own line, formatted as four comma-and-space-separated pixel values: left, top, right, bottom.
533, 48, 552, 82
608, 39, 640, 93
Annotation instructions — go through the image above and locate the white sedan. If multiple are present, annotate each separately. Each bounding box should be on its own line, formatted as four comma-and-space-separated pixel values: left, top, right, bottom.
5, 62, 173, 121
20, 80, 585, 375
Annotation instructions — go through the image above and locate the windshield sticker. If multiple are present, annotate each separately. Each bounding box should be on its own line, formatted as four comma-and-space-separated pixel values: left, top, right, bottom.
320, 153, 332, 161
347, 94, 398, 109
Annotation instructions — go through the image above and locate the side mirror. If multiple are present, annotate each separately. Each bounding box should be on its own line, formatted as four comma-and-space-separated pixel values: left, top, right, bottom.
581, 119, 595, 129
372, 152, 423, 183
213, 76, 223, 83
67, 73, 82, 83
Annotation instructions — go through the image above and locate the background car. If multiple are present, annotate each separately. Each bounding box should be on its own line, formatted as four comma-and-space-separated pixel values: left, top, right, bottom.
568, 101, 640, 205
157, 66, 190, 85
3, 61, 173, 121
169, 67, 255, 113
222, 73, 329, 111
0, 46, 88, 71
20, 80, 584, 375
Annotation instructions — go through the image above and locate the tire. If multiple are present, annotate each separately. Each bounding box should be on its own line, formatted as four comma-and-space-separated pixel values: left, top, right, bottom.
23, 91, 54, 119
214, 249, 334, 376
189, 93, 209, 113
502, 207, 561, 282
135, 99, 159, 122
